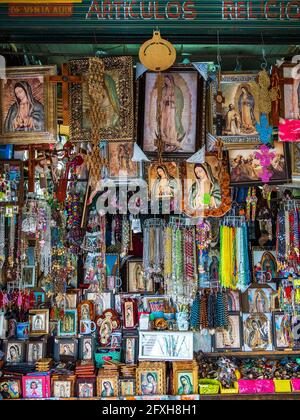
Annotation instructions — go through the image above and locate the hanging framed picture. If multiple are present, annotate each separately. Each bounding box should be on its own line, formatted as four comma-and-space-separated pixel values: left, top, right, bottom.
228, 142, 290, 186
243, 313, 273, 352
252, 247, 278, 283
273, 313, 293, 350
214, 312, 243, 352
122, 298, 138, 330
183, 152, 231, 218
279, 61, 300, 119
22, 265, 35, 288
123, 332, 139, 365
138, 65, 205, 159
58, 309, 78, 338
0, 66, 57, 144
107, 142, 138, 179
0, 160, 24, 206
211, 72, 262, 148
69, 56, 134, 143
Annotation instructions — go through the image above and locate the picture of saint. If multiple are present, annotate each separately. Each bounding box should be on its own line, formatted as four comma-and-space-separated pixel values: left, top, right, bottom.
143, 71, 199, 154
141, 372, 158, 395
125, 338, 135, 364
178, 374, 194, 395
101, 380, 115, 397
149, 162, 180, 201
225, 104, 241, 135
0, 381, 20, 399
282, 63, 300, 119
62, 313, 75, 333
188, 163, 221, 210
128, 262, 145, 292
79, 383, 93, 398
60, 343, 74, 357
99, 72, 120, 129
99, 320, 112, 346
32, 315, 44, 331
238, 86, 256, 134
120, 381, 134, 396
28, 343, 42, 363
82, 340, 92, 360
215, 315, 241, 350
108, 142, 138, 178
81, 304, 90, 320
22, 266, 35, 287
227, 291, 240, 312
7, 344, 22, 363
125, 302, 134, 328
3, 79, 45, 133
243, 314, 272, 351
248, 288, 272, 313
275, 314, 293, 348
54, 382, 71, 398
253, 249, 278, 283
25, 380, 43, 398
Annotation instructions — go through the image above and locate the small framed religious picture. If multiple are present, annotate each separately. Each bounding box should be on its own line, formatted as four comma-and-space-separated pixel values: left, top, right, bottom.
79, 335, 95, 361
183, 152, 232, 218
211, 72, 262, 147
172, 361, 199, 396
52, 377, 75, 399
123, 332, 139, 365
29, 309, 49, 337
54, 338, 79, 362
138, 65, 205, 159
226, 291, 241, 312
26, 339, 47, 364
33, 290, 46, 307
247, 288, 273, 313
77, 378, 96, 398
22, 265, 35, 288
58, 309, 78, 338
126, 258, 154, 294
107, 142, 138, 180
0, 377, 22, 399
22, 375, 50, 399
78, 300, 94, 323
0, 66, 57, 144
214, 312, 243, 352
55, 292, 78, 310
84, 291, 113, 317
292, 315, 300, 350
148, 161, 181, 203
97, 373, 119, 398
243, 313, 273, 352
69, 56, 134, 143
119, 379, 136, 397
228, 142, 290, 186
4, 339, 26, 363
122, 298, 138, 330
136, 362, 166, 396
0, 160, 24, 206
96, 309, 121, 347
279, 60, 300, 119
0, 310, 6, 339
252, 247, 278, 283
273, 312, 293, 350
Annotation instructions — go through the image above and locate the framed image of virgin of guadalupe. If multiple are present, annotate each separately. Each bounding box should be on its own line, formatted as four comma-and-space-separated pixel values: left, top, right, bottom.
0, 66, 57, 144
138, 65, 205, 159
69, 56, 134, 143
183, 152, 231, 218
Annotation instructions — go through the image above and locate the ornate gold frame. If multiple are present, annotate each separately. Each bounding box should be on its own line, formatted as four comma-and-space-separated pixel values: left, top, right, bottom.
172, 361, 198, 395
136, 362, 166, 396
69, 56, 134, 143
0, 66, 57, 144
96, 372, 119, 397
28, 309, 49, 337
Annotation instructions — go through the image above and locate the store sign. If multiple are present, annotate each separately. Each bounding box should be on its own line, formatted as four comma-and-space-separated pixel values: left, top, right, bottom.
9, 4, 73, 16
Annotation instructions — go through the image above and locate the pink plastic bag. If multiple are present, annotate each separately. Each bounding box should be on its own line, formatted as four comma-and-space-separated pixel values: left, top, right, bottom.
238, 380, 257, 394
255, 380, 275, 394
291, 379, 300, 392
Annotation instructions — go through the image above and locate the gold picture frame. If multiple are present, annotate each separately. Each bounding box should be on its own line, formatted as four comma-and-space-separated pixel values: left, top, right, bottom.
136, 362, 166, 396
96, 371, 119, 398
69, 56, 134, 143
0, 66, 57, 144
172, 361, 198, 396
28, 309, 49, 337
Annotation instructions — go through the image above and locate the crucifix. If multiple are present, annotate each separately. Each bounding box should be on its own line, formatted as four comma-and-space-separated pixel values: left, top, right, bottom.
48, 63, 82, 125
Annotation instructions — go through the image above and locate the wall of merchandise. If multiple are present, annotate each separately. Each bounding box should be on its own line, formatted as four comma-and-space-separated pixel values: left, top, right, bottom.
0, 51, 300, 400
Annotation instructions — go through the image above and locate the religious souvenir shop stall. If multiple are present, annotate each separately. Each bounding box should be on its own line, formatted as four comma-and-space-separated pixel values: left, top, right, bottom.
1, 0, 300, 402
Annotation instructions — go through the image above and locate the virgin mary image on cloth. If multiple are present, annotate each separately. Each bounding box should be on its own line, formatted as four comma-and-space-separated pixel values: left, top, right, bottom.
143, 71, 198, 153
3, 78, 44, 133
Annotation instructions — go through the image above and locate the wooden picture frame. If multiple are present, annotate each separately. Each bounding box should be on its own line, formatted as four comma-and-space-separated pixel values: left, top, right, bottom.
0, 377, 22, 399
136, 361, 166, 396
4, 339, 26, 363
252, 246, 278, 284
97, 373, 119, 398
211, 72, 262, 148
54, 338, 78, 362
26, 339, 47, 363
172, 361, 198, 396
138, 65, 205, 159
0, 66, 57, 144
52, 376, 75, 399
58, 309, 78, 338
28, 309, 49, 337
182, 152, 231, 218
0, 160, 24, 206
126, 258, 154, 294
76, 378, 96, 398
214, 312, 243, 352
122, 332, 139, 365
122, 298, 138, 330
79, 335, 95, 361
119, 378, 136, 397
273, 312, 293, 350
69, 56, 134, 143
228, 142, 291, 186
248, 288, 273, 313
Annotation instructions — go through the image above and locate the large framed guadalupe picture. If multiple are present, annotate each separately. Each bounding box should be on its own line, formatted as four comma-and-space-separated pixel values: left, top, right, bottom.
69, 56, 134, 143
138, 65, 205, 159
0, 66, 57, 144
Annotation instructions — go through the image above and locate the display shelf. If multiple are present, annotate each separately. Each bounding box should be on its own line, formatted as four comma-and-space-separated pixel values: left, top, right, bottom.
205, 351, 300, 358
